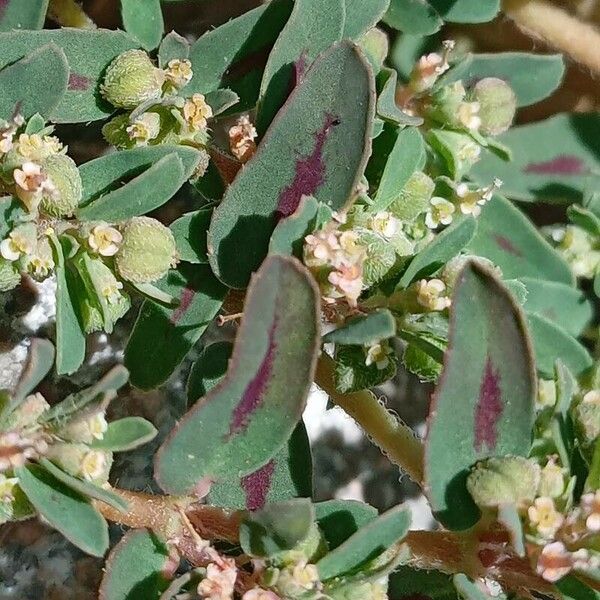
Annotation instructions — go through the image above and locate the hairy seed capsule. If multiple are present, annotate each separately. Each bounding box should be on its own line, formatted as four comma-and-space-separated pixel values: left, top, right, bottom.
101, 49, 164, 109
115, 216, 178, 283
39, 154, 82, 217
472, 77, 517, 136
467, 456, 541, 508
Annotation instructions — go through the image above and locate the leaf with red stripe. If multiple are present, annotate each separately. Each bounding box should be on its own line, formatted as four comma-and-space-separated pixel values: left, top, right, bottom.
155, 255, 320, 494
124, 264, 226, 390
208, 41, 375, 288
424, 261, 536, 530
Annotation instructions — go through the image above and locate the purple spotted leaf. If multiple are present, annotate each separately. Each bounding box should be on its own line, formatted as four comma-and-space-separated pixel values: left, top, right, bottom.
154, 255, 320, 494
424, 261, 536, 530
0, 28, 139, 122
208, 41, 375, 288
471, 114, 600, 203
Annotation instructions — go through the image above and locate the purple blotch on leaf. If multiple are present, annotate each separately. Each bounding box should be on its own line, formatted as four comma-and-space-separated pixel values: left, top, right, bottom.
241, 460, 276, 510
229, 318, 278, 436
170, 287, 195, 324
276, 112, 338, 219
68, 73, 92, 91
474, 356, 503, 452
493, 234, 522, 257
0, 0, 8, 20
524, 155, 586, 176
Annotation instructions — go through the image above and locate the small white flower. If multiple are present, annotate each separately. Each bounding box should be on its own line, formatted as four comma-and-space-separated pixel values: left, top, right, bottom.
370, 211, 400, 239
328, 262, 363, 307
88, 224, 123, 257
0, 474, 19, 503
458, 101, 481, 131
126, 112, 161, 145
0, 229, 34, 262
79, 450, 108, 482
13, 161, 45, 192
229, 115, 258, 163
425, 196, 455, 229
0, 129, 14, 154
581, 490, 600, 533
528, 496, 564, 538
102, 280, 124, 305
164, 58, 193, 89
183, 93, 213, 131
88, 413, 108, 441
416, 278, 451, 311
365, 343, 391, 370
409, 40, 455, 93
197, 558, 237, 600
242, 589, 280, 600
291, 563, 319, 590
536, 541, 573, 582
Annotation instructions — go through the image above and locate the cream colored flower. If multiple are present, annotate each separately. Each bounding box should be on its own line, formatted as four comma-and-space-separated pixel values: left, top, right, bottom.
88, 413, 108, 441
14, 161, 46, 192
291, 563, 319, 590
328, 262, 363, 307
370, 211, 400, 239
416, 278, 451, 312
183, 93, 213, 131
0, 129, 14, 154
457, 140, 481, 163
455, 183, 486, 217
338, 230, 362, 257
0, 229, 35, 262
126, 112, 160, 145
528, 496, 564, 538
79, 450, 108, 481
425, 196, 455, 229
304, 230, 340, 267
365, 343, 391, 370
458, 101, 481, 131
0, 474, 19, 502
101, 279, 124, 305
228, 115, 257, 163
536, 379, 556, 410
164, 58, 193, 89
536, 541, 573, 582
409, 40, 454, 93
197, 558, 237, 600
582, 389, 600, 406
581, 490, 600, 533
88, 224, 123, 257
242, 589, 280, 600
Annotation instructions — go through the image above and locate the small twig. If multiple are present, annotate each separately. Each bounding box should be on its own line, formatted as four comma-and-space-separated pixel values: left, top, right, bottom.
314, 354, 425, 484
503, 0, 600, 75
217, 312, 243, 326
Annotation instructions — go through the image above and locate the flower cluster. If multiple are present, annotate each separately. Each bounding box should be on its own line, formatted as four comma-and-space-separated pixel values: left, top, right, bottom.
100, 50, 214, 171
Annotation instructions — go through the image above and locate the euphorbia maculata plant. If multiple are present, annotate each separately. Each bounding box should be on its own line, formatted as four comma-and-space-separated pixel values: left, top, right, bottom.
0, 0, 599, 599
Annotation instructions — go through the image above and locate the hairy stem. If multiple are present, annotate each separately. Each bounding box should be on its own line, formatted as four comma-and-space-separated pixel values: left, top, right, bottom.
503, 0, 600, 75
314, 354, 425, 484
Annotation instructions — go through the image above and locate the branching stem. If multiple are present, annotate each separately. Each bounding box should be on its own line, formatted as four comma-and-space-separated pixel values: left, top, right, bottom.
314, 354, 425, 484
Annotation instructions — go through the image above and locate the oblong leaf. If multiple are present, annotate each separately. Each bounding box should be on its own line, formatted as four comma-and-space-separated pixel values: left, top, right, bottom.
91, 417, 158, 452
383, 0, 443, 35
314, 500, 378, 551
343, 0, 390, 38
316, 504, 411, 581
15, 464, 108, 557
0, 0, 49, 30
0, 28, 139, 123
424, 261, 536, 530
99, 529, 171, 600
125, 264, 227, 390
208, 41, 375, 288
429, 0, 499, 23
78, 154, 186, 221
11, 338, 55, 406
323, 310, 396, 345
121, 0, 164, 51
0, 43, 69, 120
170, 208, 212, 264
155, 255, 320, 494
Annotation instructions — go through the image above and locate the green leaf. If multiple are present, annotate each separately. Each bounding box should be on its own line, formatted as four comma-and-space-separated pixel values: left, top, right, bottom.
376, 68, 423, 127
0, 28, 139, 123
38, 458, 129, 514
256, 0, 344, 133
316, 504, 411, 581
384, 0, 443, 35
314, 500, 378, 550
204, 88, 239, 116
399, 217, 477, 288
121, 0, 164, 51
11, 338, 55, 406
497, 503, 525, 557
424, 261, 536, 530
15, 464, 108, 557
170, 208, 211, 264
0, 44, 69, 120
371, 127, 425, 212
91, 417, 158, 452
157, 30, 189, 68
239, 498, 315, 558
471, 114, 600, 204
78, 154, 186, 221
79, 145, 200, 206
99, 529, 171, 600
209, 41, 374, 288
429, 0, 499, 23
557, 576, 600, 600
389, 566, 459, 600
568, 204, 600, 237
323, 310, 396, 345
519, 277, 592, 337
125, 264, 227, 390
269, 195, 321, 258
527, 313, 592, 377
0, 0, 49, 30
187, 341, 233, 403
466, 195, 573, 284
155, 256, 319, 493
186, 0, 294, 96
343, 0, 390, 38
439, 52, 564, 107
334, 343, 397, 393
50, 235, 86, 376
